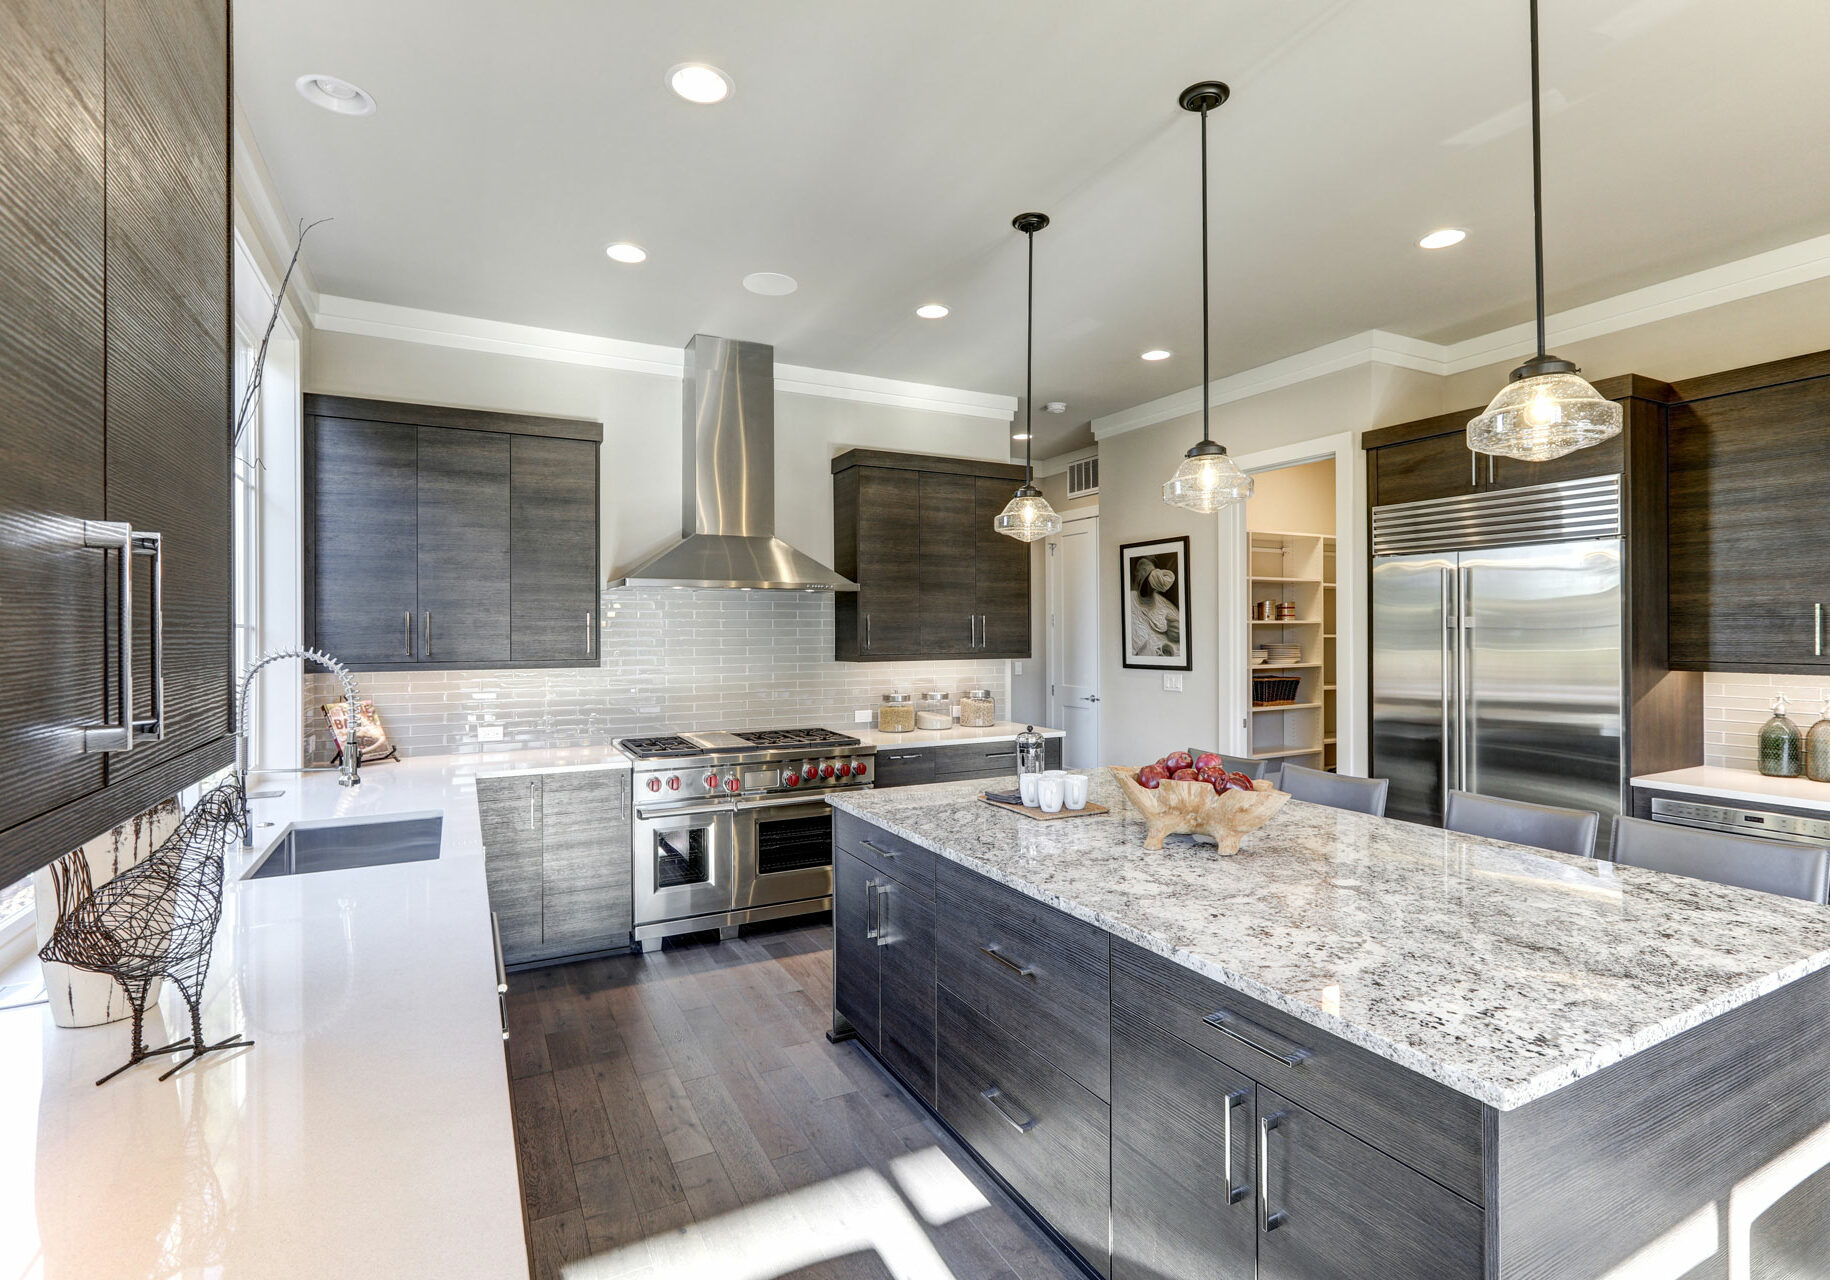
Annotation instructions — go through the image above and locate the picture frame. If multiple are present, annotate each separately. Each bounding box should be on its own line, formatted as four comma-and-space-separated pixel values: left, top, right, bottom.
1120, 536, 1192, 670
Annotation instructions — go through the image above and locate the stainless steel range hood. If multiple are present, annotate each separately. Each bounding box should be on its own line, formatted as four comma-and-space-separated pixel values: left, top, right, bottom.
608, 334, 858, 591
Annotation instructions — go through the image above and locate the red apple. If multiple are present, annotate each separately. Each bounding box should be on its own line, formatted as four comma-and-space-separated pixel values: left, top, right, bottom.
1194, 752, 1224, 772
1164, 751, 1193, 772
1227, 771, 1256, 792
1137, 764, 1168, 789
1171, 768, 1200, 782
1196, 766, 1224, 786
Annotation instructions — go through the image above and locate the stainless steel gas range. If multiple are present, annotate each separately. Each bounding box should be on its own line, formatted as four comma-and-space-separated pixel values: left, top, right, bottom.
616, 727, 876, 951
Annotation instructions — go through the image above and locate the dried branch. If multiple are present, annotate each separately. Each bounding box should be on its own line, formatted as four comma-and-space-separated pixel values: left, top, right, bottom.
233, 217, 331, 448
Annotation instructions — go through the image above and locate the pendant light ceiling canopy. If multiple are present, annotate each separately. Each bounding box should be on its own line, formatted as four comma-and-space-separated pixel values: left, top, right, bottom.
1164, 80, 1253, 514
994, 211, 1064, 543
1467, 0, 1622, 463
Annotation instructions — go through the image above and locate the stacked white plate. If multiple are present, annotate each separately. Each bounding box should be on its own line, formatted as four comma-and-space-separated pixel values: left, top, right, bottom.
1263, 643, 1304, 665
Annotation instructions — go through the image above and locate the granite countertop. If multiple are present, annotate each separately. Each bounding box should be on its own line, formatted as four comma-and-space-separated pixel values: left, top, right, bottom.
1633, 765, 1830, 814
838, 721, 1065, 749
827, 770, 1830, 1111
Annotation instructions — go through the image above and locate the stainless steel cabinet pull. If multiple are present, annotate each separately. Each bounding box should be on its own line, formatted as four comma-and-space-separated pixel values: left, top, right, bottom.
1203, 1010, 1312, 1067
586, 610, 594, 655
861, 838, 899, 859
1488, 455, 1496, 486
1260, 1110, 1289, 1231
885, 753, 924, 762
424, 610, 432, 659
1817, 603, 1824, 657
405, 610, 413, 658
979, 1086, 1037, 1134
1223, 1089, 1250, 1204
131, 531, 164, 743
874, 883, 890, 946
982, 751, 1016, 761
864, 611, 872, 650
865, 878, 880, 939
980, 614, 989, 649
1470, 449, 1478, 488
83, 520, 135, 753
490, 911, 509, 995
980, 943, 1036, 978
1440, 569, 1454, 811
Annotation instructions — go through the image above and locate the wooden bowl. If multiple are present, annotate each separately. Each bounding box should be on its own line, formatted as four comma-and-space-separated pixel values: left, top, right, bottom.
1109, 767, 1291, 854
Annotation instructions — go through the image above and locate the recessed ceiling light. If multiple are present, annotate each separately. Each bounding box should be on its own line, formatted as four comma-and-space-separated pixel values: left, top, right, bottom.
1011, 433, 1033, 441
1419, 228, 1467, 249
915, 304, 950, 319
742, 272, 797, 296
295, 73, 376, 116
668, 63, 733, 105
605, 243, 647, 264
1141, 349, 1172, 361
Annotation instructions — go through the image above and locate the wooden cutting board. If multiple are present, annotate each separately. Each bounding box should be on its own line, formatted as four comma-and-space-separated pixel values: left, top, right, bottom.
979, 795, 1111, 821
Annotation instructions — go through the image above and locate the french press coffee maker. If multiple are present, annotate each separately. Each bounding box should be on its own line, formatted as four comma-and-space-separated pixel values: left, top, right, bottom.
1015, 725, 1047, 782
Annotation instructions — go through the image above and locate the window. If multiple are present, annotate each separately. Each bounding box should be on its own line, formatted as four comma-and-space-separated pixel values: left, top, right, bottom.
0, 874, 33, 949
232, 340, 263, 691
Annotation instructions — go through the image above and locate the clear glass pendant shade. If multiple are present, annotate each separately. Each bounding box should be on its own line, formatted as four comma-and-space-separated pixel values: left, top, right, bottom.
1467, 370, 1623, 462
1163, 446, 1253, 513
993, 486, 1063, 542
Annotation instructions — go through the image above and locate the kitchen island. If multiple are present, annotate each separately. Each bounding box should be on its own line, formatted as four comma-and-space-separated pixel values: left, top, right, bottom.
827, 770, 1830, 1280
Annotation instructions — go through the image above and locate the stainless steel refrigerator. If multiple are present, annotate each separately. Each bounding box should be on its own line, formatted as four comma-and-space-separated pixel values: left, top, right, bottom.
1371, 476, 1625, 852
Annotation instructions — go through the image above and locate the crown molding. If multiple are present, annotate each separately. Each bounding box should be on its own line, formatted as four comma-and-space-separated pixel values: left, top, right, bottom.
232, 111, 318, 332
310, 295, 1016, 421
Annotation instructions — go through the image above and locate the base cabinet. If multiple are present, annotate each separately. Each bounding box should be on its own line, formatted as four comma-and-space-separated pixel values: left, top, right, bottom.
476, 770, 631, 966
872, 737, 1061, 789
833, 843, 936, 1104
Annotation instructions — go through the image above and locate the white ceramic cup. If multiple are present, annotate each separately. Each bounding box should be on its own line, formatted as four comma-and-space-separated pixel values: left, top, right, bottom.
1037, 775, 1066, 814
1018, 772, 1041, 807
1063, 773, 1089, 810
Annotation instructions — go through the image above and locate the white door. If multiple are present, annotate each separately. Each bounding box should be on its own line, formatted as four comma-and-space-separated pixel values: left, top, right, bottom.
1047, 515, 1101, 767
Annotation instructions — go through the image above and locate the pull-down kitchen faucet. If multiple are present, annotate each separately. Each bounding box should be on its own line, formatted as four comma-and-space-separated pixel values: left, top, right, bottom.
234, 647, 362, 843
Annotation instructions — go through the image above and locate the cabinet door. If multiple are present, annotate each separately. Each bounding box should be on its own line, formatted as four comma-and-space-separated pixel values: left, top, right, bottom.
1370, 433, 1479, 509
0, 0, 107, 836
853, 467, 922, 657
876, 876, 935, 1104
309, 417, 419, 665
833, 848, 881, 1048
102, 0, 231, 787
975, 476, 1032, 656
1255, 1088, 1482, 1280
919, 472, 978, 654
1669, 384, 1830, 669
872, 748, 936, 788
540, 770, 631, 956
477, 775, 544, 965
1480, 433, 1622, 495
510, 435, 599, 665
416, 426, 511, 665
1111, 1003, 1257, 1280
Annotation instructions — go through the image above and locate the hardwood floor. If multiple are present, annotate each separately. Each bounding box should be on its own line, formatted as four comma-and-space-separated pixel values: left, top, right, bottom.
504, 918, 1085, 1280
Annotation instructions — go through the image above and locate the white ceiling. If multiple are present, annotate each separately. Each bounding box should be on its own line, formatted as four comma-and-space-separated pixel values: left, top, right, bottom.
236, 0, 1830, 457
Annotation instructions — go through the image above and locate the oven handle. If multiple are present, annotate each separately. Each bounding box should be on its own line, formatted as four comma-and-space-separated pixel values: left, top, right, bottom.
737, 794, 841, 813
636, 802, 730, 822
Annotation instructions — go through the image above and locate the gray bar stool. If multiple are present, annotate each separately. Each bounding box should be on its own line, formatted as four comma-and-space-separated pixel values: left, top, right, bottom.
1445, 790, 1600, 859
1280, 764, 1390, 817
1219, 754, 1267, 779
1612, 816, 1830, 904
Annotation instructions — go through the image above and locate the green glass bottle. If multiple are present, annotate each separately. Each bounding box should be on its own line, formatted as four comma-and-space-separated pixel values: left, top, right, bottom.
1807, 699, 1830, 784
1759, 695, 1803, 778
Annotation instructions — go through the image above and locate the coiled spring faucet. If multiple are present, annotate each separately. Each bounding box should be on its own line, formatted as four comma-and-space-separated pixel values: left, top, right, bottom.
234, 647, 362, 843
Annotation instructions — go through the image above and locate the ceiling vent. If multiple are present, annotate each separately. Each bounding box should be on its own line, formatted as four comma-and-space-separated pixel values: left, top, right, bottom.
1066, 456, 1099, 499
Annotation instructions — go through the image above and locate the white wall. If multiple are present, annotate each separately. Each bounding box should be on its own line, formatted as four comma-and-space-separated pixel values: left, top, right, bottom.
1244, 458, 1335, 536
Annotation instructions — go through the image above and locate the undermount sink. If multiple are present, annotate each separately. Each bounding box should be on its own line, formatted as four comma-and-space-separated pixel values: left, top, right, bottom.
245, 816, 443, 879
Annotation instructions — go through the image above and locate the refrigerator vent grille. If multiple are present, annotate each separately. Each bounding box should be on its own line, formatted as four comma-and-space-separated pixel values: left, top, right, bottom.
1372, 475, 1621, 555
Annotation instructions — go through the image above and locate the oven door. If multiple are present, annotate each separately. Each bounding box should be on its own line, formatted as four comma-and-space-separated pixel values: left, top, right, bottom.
734, 795, 837, 910
632, 801, 738, 927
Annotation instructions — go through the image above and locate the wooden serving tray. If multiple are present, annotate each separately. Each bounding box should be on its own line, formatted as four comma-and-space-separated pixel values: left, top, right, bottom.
980, 795, 1111, 821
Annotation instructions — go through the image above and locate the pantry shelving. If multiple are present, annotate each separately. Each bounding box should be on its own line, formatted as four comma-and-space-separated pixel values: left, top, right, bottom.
1247, 529, 1337, 771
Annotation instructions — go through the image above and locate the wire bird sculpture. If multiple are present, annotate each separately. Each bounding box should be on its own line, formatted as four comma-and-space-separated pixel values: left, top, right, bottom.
38, 781, 253, 1085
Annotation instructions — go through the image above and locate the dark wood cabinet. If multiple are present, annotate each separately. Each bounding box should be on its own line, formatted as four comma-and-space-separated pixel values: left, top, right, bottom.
832, 450, 1031, 661
832, 844, 936, 1104
1666, 356, 1830, 672
871, 737, 1060, 789
0, 0, 232, 883
1366, 405, 1632, 510
304, 396, 601, 672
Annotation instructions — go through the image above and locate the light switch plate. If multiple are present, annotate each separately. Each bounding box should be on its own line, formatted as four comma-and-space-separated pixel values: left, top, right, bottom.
476, 724, 504, 742
1163, 674, 1184, 692
854, 709, 872, 723
1013, 661, 1024, 675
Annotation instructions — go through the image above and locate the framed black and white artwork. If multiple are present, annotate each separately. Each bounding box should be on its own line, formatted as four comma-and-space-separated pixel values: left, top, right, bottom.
1119, 536, 1192, 670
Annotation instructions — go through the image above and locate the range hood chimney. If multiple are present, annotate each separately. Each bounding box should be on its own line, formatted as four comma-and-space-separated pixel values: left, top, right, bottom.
607, 334, 858, 591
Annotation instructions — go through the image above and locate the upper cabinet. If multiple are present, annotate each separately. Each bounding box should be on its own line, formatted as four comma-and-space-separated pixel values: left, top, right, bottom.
304, 396, 602, 672
832, 450, 1032, 662
1667, 353, 1830, 673
0, 0, 232, 883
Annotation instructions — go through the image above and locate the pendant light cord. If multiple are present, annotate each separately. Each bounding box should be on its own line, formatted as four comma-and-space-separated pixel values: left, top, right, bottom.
1024, 225, 1035, 485
1529, 0, 1547, 361
1199, 100, 1212, 446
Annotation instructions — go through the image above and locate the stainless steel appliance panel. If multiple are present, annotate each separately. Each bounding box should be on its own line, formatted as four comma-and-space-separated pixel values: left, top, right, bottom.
1460, 538, 1623, 853
1372, 553, 1458, 827
633, 800, 737, 926
1649, 797, 1830, 847
734, 796, 836, 910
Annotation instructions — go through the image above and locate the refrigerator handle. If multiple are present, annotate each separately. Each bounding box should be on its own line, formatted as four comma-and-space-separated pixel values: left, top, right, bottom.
1441, 568, 1455, 814
1458, 565, 1474, 797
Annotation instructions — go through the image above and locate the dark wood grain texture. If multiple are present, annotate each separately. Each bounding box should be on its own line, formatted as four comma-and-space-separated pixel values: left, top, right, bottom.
833, 848, 881, 1050
835, 811, 937, 888
415, 425, 512, 665
833, 465, 922, 659
539, 769, 632, 955
477, 775, 545, 965
510, 434, 600, 664
875, 874, 936, 1105
306, 416, 420, 664
868, 738, 1058, 790
920, 472, 979, 655
976, 475, 1033, 656
304, 392, 602, 442
0, 0, 107, 838
831, 448, 1027, 481
871, 746, 939, 788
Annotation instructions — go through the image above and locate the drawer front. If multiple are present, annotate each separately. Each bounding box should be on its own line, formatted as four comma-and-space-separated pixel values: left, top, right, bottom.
938, 987, 1111, 1276
937, 859, 1110, 1101
872, 747, 936, 787
931, 740, 1023, 780
1111, 938, 1483, 1204
834, 812, 936, 895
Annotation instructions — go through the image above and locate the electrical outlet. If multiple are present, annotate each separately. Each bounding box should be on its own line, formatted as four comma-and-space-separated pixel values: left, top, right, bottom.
1163, 674, 1184, 692
1013, 661, 1024, 675
476, 724, 504, 742
854, 709, 872, 724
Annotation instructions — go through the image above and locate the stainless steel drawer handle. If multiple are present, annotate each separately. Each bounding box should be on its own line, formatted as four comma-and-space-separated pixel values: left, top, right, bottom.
586, 610, 594, 655
1224, 1088, 1249, 1204
980, 944, 1036, 978
82, 520, 135, 753
1260, 1110, 1289, 1231
131, 531, 164, 744
1203, 1010, 1312, 1067
405, 609, 413, 658
1818, 602, 1825, 657
424, 610, 432, 659
490, 911, 509, 995
982, 751, 1016, 760
979, 1085, 1036, 1134
861, 838, 899, 859
885, 753, 924, 762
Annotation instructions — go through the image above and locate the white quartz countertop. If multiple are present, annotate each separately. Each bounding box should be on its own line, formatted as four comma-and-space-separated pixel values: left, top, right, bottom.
828, 770, 1830, 1111
1632, 766, 1830, 814
469, 743, 632, 777
838, 721, 1064, 749
0, 752, 548, 1280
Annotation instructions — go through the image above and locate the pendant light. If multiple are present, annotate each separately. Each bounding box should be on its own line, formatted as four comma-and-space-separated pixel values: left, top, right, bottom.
1163, 81, 1253, 514
1467, 0, 1622, 461
994, 212, 1064, 543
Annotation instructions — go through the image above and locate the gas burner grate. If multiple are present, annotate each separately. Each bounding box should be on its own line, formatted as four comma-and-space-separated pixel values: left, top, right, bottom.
618, 735, 701, 758
730, 727, 860, 749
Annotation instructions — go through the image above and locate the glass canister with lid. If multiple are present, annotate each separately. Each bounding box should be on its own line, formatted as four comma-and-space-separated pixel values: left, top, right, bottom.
959, 688, 996, 727
916, 691, 953, 731
878, 692, 915, 734
1759, 695, 1804, 778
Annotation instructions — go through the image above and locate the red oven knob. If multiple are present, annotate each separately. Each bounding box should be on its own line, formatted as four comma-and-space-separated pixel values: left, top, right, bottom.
851, 761, 868, 777
666, 776, 681, 791
646, 777, 661, 793
802, 764, 817, 780
724, 776, 741, 794
704, 772, 719, 789
785, 773, 801, 787
820, 764, 836, 779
